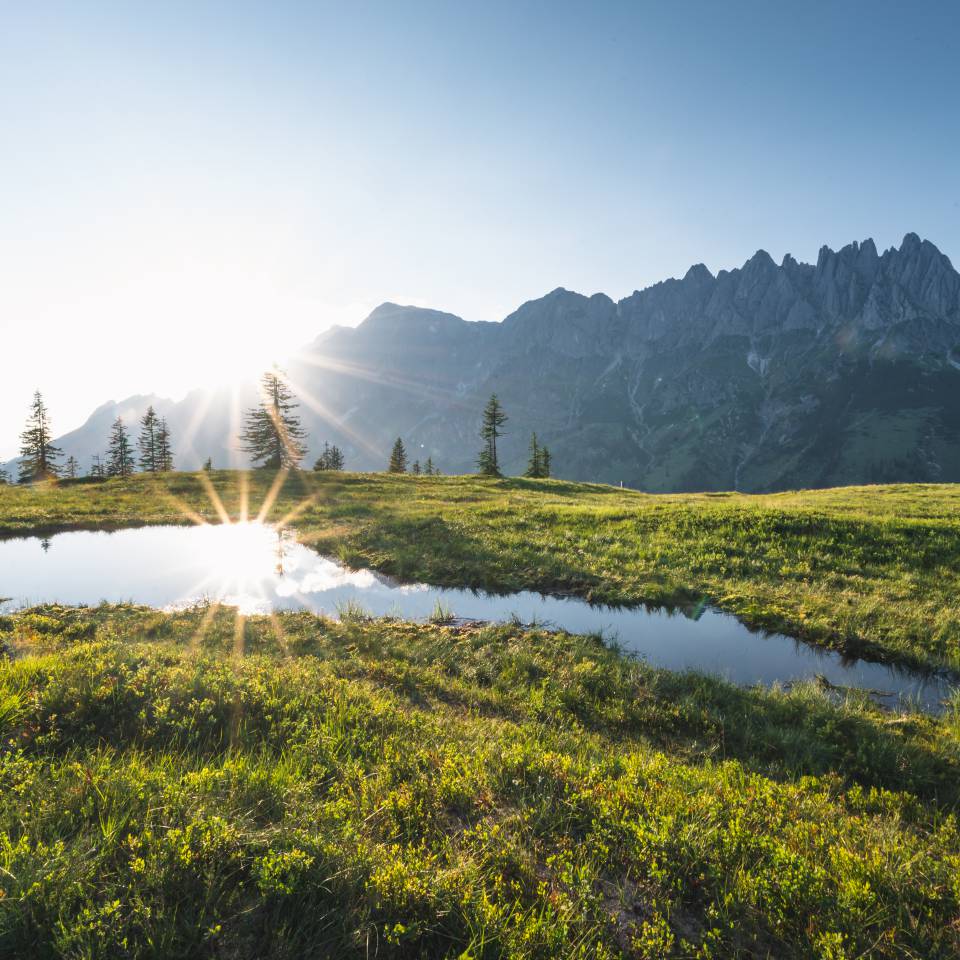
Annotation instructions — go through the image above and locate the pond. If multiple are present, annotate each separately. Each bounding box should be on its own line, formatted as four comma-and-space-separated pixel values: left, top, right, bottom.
0, 522, 955, 713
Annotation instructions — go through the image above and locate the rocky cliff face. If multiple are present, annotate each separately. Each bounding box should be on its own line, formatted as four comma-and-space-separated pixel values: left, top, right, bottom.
14, 234, 960, 491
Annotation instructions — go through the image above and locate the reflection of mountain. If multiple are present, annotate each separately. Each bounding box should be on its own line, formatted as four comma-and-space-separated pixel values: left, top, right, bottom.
10, 233, 960, 492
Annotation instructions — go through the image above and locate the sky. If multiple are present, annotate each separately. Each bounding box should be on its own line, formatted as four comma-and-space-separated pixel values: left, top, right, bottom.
2, 0, 959, 457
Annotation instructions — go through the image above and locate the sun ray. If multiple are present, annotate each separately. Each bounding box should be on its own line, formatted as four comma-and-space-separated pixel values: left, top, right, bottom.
254, 467, 290, 524
228, 382, 245, 471
189, 602, 221, 652
297, 351, 477, 412
233, 609, 246, 658
159, 484, 210, 527
181, 389, 214, 456
177, 569, 222, 602
197, 471, 232, 525
268, 610, 290, 657
237, 470, 250, 524
278, 371, 383, 459
162, 495, 209, 527
274, 491, 321, 531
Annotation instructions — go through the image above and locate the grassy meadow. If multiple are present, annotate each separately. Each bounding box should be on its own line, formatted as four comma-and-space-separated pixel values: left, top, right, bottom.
1, 473, 959, 957
1, 604, 959, 958
1, 471, 959, 671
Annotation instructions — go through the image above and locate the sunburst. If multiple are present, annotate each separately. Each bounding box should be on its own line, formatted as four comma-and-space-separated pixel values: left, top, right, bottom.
160, 466, 329, 657
157, 350, 396, 652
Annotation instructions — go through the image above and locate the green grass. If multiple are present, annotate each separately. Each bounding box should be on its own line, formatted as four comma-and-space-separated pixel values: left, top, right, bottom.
1, 604, 959, 958
2, 474, 960, 956
2, 471, 960, 671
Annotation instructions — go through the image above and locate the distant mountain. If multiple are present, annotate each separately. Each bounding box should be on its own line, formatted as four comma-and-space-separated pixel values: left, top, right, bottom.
9, 233, 960, 491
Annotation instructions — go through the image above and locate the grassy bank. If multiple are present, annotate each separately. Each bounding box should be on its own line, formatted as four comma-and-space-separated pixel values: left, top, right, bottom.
1, 472, 959, 671
1, 604, 959, 958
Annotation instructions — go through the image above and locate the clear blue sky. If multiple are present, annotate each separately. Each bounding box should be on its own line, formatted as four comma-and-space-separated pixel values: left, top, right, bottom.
2, 0, 959, 455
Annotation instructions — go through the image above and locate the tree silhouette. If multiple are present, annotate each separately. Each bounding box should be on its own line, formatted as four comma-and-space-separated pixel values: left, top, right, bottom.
241, 371, 307, 468
524, 432, 551, 478
156, 418, 174, 471
477, 394, 507, 477
313, 441, 345, 471
106, 418, 135, 477
388, 438, 408, 473
138, 406, 160, 472
18, 391, 61, 483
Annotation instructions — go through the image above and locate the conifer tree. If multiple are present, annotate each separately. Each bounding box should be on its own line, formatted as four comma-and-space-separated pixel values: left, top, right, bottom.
0, 467, 10, 485
523, 433, 552, 478
424, 456, 434, 476
156, 418, 174, 471
477, 394, 507, 477
90, 455, 105, 479
388, 438, 408, 473
138, 406, 160, 472
412, 460, 421, 475
203, 457, 213, 471
314, 441, 332, 471
106, 418, 135, 477
525, 433, 543, 478
240, 370, 307, 469
64, 455, 79, 479
18, 391, 61, 482
313, 442, 345, 471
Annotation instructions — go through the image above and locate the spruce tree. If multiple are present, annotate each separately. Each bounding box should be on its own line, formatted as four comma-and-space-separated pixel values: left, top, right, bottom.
412, 460, 421, 475
64, 455, 80, 480
0, 467, 10, 485
203, 457, 213, 471
388, 438, 408, 473
240, 370, 307, 469
156, 419, 174, 471
313, 442, 346, 471
18, 391, 61, 482
90, 455, 105, 479
477, 394, 507, 477
138, 406, 160, 472
525, 433, 543, 478
314, 441, 332, 471
424, 456, 435, 476
523, 434, 551, 478
106, 418, 135, 477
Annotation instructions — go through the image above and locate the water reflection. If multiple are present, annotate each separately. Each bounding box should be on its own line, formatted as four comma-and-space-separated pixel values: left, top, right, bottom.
0, 523, 955, 713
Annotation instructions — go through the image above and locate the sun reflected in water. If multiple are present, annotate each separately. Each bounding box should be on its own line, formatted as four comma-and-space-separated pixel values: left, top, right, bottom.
173, 521, 380, 616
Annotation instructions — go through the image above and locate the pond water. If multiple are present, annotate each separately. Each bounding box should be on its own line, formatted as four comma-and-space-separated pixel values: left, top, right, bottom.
0, 523, 955, 713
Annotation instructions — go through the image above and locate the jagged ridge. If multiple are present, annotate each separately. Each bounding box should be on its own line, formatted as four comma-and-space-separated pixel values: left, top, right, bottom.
10, 234, 960, 491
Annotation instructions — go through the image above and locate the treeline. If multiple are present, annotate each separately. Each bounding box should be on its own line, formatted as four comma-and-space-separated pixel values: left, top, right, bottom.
2, 376, 551, 484
385, 394, 549, 478
0, 392, 174, 484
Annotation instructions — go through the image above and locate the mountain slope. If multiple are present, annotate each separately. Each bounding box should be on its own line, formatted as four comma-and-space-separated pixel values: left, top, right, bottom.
10, 233, 960, 491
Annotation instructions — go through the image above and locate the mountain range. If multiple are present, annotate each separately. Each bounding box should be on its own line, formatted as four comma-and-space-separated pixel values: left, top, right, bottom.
8, 232, 960, 492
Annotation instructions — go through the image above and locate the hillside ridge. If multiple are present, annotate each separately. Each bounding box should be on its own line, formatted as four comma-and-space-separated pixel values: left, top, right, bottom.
7, 234, 960, 491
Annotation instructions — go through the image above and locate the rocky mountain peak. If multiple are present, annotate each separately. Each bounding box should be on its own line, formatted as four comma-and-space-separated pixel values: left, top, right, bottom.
13, 232, 958, 494
683, 263, 714, 286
